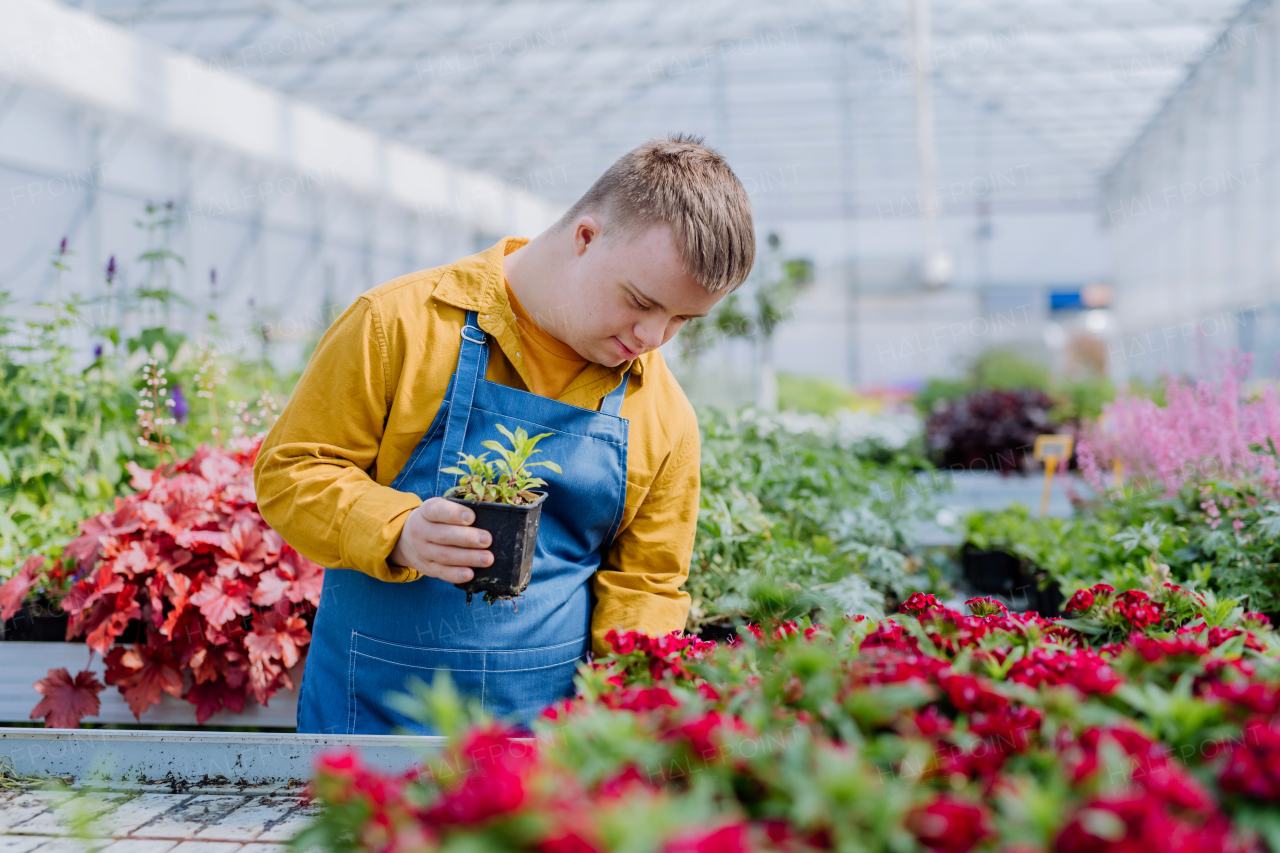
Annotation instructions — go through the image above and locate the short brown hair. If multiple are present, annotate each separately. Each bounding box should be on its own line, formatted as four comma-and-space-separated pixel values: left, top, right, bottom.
556, 134, 755, 294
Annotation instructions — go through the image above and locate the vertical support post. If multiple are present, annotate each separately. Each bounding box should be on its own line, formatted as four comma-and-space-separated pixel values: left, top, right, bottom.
911, 0, 944, 287
838, 35, 859, 388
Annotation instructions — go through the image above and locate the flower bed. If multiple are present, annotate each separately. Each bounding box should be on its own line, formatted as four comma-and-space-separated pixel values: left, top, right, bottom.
0, 438, 323, 727
299, 587, 1280, 852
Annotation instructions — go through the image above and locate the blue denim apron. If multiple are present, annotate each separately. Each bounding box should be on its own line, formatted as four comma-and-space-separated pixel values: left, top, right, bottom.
296, 311, 630, 735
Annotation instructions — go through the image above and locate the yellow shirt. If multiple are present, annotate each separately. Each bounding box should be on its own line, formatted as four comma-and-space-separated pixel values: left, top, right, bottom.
504, 279, 589, 399
253, 237, 700, 657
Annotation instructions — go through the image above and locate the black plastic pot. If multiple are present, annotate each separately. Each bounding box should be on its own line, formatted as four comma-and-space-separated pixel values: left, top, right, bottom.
1, 596, 73, 642
695, 619, 740, 644
962, 546, 1025, 597
447, 491, 547, 604
961, 545, 1063, 617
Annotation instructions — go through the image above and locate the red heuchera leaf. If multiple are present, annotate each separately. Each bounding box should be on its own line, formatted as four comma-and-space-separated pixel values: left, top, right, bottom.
189, 643, 248, 690
30, 668, 105, 729
63, 563, 126, 627
252, 548, 323, 607
174, 529, 226, 554
83, 584, 142, 654
126, 461, 162, 491
110, 644, 184, 720
186, 678, 246, 725
24, 438, 317, 725
246, 610, 311, 669
159, 572, 192, 638
247, 658, 287, 706
0, 555, 44, 621
216, 521, 270, 578
190, 575, 253, 628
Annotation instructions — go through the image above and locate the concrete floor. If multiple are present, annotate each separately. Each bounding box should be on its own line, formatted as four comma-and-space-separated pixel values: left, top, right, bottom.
0, 789, 317, 852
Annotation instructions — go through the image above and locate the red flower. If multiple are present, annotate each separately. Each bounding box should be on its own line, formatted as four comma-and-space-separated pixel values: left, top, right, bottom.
606, 629, 639, 655
907, 795, 992, 853
1130, 635, 1209, 662
939, 673, 1007, 714
900, 592, 943, 615
1218, 716, 1280, 801
540, 831, 603, 853
665, 706, 747, 758
664, 823, 752, 853
1064, 588, 1094, 613
965, 597, 1009, 618
1054, 792, 1234, 853
1007, 648, 1121, 695
601, 686, 680, 713
1113, 590, 1165, 629
427, 725, 536, 825
1241, 612, 1271, 630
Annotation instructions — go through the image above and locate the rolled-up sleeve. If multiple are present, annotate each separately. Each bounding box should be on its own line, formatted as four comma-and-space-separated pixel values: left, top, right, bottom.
590, 419, 699, 656
253, 297, 423, 583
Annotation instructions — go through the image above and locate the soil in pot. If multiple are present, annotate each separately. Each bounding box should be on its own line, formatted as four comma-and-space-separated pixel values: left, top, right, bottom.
1, 595, 73, 642
447, 491, 547, 605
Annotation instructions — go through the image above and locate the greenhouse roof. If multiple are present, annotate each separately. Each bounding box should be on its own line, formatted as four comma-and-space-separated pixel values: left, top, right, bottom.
69, 0, 1250, 221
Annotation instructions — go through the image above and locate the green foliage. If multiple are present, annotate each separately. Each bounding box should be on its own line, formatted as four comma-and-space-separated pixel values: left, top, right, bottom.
0, 276, 153, 576
0, 224, 296, 581
443, 425, 562, 505
914, 348, 1115, 423
962, 470, 1280, 614
689, 409, 941, 629
1051, 375, 1116, 423
915, 376, 972, 415
776, 373, 860, 416
971, 348, 1052, 391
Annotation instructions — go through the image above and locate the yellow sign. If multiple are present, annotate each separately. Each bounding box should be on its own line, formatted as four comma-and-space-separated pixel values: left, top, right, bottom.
1033, 434, 1074, 516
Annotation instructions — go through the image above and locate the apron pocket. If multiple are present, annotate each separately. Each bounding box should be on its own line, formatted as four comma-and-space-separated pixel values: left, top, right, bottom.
349, 632, 486, 735
348, 632, 586, 734
481, 637, 589, 725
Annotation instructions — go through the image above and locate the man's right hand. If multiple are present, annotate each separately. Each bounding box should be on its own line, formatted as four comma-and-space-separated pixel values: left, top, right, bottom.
388, 497, 493, 584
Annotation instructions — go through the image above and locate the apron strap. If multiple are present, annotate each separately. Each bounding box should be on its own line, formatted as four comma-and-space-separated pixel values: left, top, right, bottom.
599, 367, 631, 417
436, 311, 489, 497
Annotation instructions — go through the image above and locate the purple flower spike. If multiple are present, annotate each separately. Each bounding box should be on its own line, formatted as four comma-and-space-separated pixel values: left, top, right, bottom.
170, 382, 189, 423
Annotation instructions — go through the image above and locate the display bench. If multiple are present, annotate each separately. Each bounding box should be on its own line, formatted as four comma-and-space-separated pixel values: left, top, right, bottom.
0, 642, 300, 729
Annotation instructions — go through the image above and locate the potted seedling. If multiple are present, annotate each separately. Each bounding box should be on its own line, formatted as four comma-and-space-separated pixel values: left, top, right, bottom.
443, 425, 562, 605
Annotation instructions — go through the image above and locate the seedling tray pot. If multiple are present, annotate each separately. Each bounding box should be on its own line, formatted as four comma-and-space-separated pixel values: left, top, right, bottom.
1, 596, 70, 642
446, 491, 547, 602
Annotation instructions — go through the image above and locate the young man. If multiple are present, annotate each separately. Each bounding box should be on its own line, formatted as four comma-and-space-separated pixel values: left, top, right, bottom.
253, 134, 755, 735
